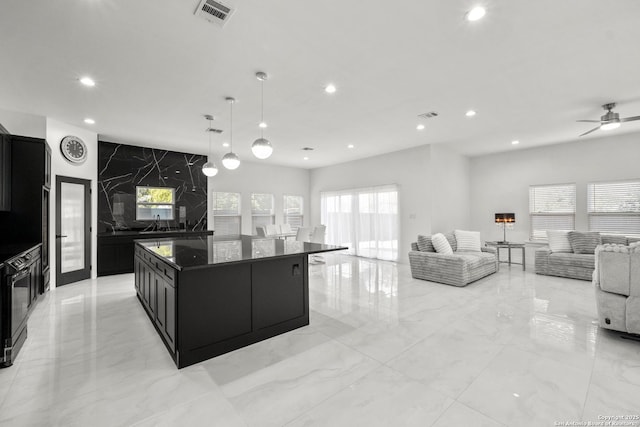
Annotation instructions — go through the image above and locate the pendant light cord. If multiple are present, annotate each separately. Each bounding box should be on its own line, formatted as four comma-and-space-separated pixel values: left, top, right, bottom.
261, 79, 264, 139
208, 118, 212, 157
229, 100, 233, 152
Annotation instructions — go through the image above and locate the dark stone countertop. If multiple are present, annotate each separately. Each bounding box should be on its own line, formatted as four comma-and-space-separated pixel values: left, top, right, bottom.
98, 229, 213, 238
135, 234, 347, 271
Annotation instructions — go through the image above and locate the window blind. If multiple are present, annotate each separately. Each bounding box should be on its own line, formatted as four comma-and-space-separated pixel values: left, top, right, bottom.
529, 184, 576, 240
213, 192, 241, 235
588, 180, 640, 236
251, 193, 275, 234
284, 195, 304, 231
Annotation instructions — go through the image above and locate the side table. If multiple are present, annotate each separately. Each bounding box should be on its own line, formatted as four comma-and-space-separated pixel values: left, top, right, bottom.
485, 241, 526, 271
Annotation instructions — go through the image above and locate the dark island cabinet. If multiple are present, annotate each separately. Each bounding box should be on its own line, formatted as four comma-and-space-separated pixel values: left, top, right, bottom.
134, 235, 345, 368
135, 247, 176, 352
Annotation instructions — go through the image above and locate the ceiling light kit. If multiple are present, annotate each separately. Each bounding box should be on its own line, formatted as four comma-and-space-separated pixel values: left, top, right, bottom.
222, 97, 240, 170
251, 71, 274, 160
202, 114, 219, 177
79, 76, 95, 87
577, 103, 640, 137
466, 6, 486, 22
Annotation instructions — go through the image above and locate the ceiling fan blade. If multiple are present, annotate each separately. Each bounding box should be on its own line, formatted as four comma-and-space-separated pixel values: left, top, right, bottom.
579, 126, 601, 137
620, 115, 640, 122
576, 119, 601, 123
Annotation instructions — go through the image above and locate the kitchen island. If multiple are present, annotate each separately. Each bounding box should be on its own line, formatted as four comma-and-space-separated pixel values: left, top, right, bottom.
134, 234, 346, 368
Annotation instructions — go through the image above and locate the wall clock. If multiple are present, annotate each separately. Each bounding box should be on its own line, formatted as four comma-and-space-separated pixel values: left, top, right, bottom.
60, 135, 87, 164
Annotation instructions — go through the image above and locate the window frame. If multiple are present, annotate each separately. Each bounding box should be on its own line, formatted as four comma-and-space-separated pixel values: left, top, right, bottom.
212, 191, 242, 236
283, 194, 304, 231
135, 186, 176, 221
587, 179, 640, 236
529, 183, 576, 241
251, 193, 275, 234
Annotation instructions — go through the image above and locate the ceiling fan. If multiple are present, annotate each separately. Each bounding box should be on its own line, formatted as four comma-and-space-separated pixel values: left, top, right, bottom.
577, 103, 640, 137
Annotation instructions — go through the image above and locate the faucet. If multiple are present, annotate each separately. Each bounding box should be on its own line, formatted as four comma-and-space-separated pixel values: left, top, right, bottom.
154, 214, 161, 231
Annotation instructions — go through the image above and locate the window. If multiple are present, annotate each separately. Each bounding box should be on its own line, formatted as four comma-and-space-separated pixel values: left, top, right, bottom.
213, 192, 241, 235
284, 195, 304, 231
251, 193, 275, 234
529, 183, 576, 240
321, 185, 399, 261
588, 179, 640, 236
136, 186, 175, 221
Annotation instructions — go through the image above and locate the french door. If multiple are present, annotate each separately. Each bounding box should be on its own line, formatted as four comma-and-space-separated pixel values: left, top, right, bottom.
56, 176, 91, 286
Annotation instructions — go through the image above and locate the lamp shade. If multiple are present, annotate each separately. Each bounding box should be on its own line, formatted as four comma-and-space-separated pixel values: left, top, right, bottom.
251, 138, 273, 159
495, 213, 515, 223
222, 152, 240, 170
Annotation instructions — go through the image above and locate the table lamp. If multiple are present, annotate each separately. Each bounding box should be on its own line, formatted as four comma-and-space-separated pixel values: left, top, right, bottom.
495, 213, 515, 244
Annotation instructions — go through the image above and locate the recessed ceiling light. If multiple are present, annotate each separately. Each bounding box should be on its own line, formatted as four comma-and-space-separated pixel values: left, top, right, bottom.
303, 156, 309, 160
511, 140, 520, 145
222, 142, 230, 147
416, 124, 425, 130
83, 118, 95, 125
348, 144, 354, 149
466, 6, 486, 21
259, 122, 267, 129
79, 76, 95, 87
325, 84, 336, 94
465, 110, 476, 117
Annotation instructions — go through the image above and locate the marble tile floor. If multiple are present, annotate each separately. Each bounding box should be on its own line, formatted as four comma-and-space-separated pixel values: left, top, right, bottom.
1, 253, 640, 426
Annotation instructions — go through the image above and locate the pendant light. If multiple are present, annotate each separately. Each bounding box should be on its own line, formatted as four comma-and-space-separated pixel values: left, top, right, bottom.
222, 97, 240, 170
251, 71, 273, 159
202, 115, 219, 177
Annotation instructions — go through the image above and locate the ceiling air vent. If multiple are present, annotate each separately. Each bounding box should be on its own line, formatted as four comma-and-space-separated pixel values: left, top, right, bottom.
207, 128, 223, 134
195, 0, 235, 27
418, 111, 439, 119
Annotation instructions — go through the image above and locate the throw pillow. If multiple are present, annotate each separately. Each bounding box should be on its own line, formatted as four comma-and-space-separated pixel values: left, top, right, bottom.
602, 234, 627, 245
443, 231, 458, 252
568, 231, 601, 254
547, 230, 573, 253
416, 235, 435, 252
432, 233, 453, 255
454, 230, 481, 252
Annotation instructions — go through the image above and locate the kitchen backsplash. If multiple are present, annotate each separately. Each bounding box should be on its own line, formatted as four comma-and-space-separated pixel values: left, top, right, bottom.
98, 141, 208, 233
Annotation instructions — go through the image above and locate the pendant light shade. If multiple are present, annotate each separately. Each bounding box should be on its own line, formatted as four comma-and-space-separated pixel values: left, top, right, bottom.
252, 72, 273, 159
251, 138, 273, 159
223, 97, 240, 170
202, 161, 218, 177
221, 152, 240, 170
202, 115, 219, 177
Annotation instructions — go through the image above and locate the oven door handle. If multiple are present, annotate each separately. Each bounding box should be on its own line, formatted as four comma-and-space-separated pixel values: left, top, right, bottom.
11, 270, 30, 285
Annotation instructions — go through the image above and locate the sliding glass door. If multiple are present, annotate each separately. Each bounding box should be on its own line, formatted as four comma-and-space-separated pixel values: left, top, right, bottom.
321, 185, 399, 261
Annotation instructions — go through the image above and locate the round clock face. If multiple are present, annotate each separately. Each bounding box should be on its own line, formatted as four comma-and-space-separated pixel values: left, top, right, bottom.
60, 135, 87, 163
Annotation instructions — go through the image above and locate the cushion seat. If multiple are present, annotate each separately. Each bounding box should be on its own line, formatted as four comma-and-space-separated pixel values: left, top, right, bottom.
549, 253, 595, 269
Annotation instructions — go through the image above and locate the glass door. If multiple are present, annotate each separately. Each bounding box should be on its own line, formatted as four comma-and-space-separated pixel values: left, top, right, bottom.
56, 176, 91, 286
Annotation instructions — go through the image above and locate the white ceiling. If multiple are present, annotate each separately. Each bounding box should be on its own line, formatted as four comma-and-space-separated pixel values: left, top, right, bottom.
2, 0, 640, 168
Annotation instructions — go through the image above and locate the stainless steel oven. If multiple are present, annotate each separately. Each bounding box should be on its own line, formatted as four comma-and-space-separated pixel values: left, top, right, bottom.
1, 245, 39, 368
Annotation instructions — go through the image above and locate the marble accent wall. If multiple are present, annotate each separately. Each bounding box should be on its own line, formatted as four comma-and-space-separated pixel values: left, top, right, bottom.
98, 141, 208, 233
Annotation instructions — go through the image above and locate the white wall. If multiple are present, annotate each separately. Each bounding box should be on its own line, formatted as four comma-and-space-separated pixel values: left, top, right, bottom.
206, 160, 310, 235
470, 131, 640, 245
0, 107, 46, 138
309, 145, 435, 263
47, 118, 98, 287
430, 144, 471, 232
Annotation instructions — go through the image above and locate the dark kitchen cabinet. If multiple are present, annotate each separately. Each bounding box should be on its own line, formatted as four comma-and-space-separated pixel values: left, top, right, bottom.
98, 230, 212, 276
0, 135, 10, 211
0, 135, 51, 295
135, 248, 176, 353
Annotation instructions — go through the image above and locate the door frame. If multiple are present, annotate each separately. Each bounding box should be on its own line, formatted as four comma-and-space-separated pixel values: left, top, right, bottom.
56, 176, 91, 286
